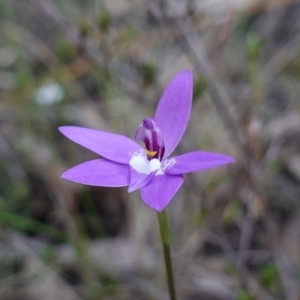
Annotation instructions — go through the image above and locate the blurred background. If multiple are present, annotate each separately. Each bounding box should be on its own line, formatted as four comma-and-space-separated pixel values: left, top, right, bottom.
0, 0, 300, 299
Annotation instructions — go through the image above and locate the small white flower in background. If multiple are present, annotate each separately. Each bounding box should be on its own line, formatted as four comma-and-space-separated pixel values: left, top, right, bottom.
34, 82, 64, 106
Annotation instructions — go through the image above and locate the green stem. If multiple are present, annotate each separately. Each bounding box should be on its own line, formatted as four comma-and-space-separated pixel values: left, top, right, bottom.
157, 209, 177, 300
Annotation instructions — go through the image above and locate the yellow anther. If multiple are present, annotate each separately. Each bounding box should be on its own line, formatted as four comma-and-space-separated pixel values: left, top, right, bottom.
146, 149, 157, 157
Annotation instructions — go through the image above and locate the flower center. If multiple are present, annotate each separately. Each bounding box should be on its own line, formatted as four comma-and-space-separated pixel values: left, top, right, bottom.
129, 155, 161, 174
135, 117, 165, 161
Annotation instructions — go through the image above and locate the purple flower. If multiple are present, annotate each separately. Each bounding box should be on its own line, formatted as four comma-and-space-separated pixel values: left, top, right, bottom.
59, 70, 235, 211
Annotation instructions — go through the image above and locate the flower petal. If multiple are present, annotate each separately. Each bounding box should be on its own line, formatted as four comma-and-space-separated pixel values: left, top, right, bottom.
154, 70, 193, 157
128, 167, 155, 193
165, 151, 235, 175
140, 174, 184, 212
59, 126, 141, 164
61, 159, 129, 186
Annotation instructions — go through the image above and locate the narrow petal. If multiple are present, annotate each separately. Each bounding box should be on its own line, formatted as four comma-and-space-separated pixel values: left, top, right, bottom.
154, 70, 193, 157
140, 174, 184, 212
59, 126, 141, 164
61, 159, 129, 187
128, 167, 155, 193
165, 151, 235, 175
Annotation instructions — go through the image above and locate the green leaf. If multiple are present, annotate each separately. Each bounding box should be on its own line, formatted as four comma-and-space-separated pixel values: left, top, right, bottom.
0, 210, 67, 242
246, 34, 262, 60
193, 77, 207, 101
237, 289, 253, 300
258, 262, 278, 292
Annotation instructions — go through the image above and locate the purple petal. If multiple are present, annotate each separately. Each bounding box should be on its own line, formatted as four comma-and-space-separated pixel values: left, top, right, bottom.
154, 70, 193, 158
59, 126, 141, 164
61, 159, 129, 186
128, 167, 155, 193
165, 151, 235, 175
140, 174, 184, 212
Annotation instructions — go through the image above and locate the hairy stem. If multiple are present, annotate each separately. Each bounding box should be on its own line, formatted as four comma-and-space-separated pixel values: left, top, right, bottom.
157, 209, 177, 300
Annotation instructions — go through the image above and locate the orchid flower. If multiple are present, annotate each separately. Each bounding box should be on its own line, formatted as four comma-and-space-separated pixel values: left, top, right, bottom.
59, 70, 234, 211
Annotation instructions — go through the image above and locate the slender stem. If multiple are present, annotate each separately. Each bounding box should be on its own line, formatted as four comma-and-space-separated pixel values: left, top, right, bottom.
157, 209, 177, 300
